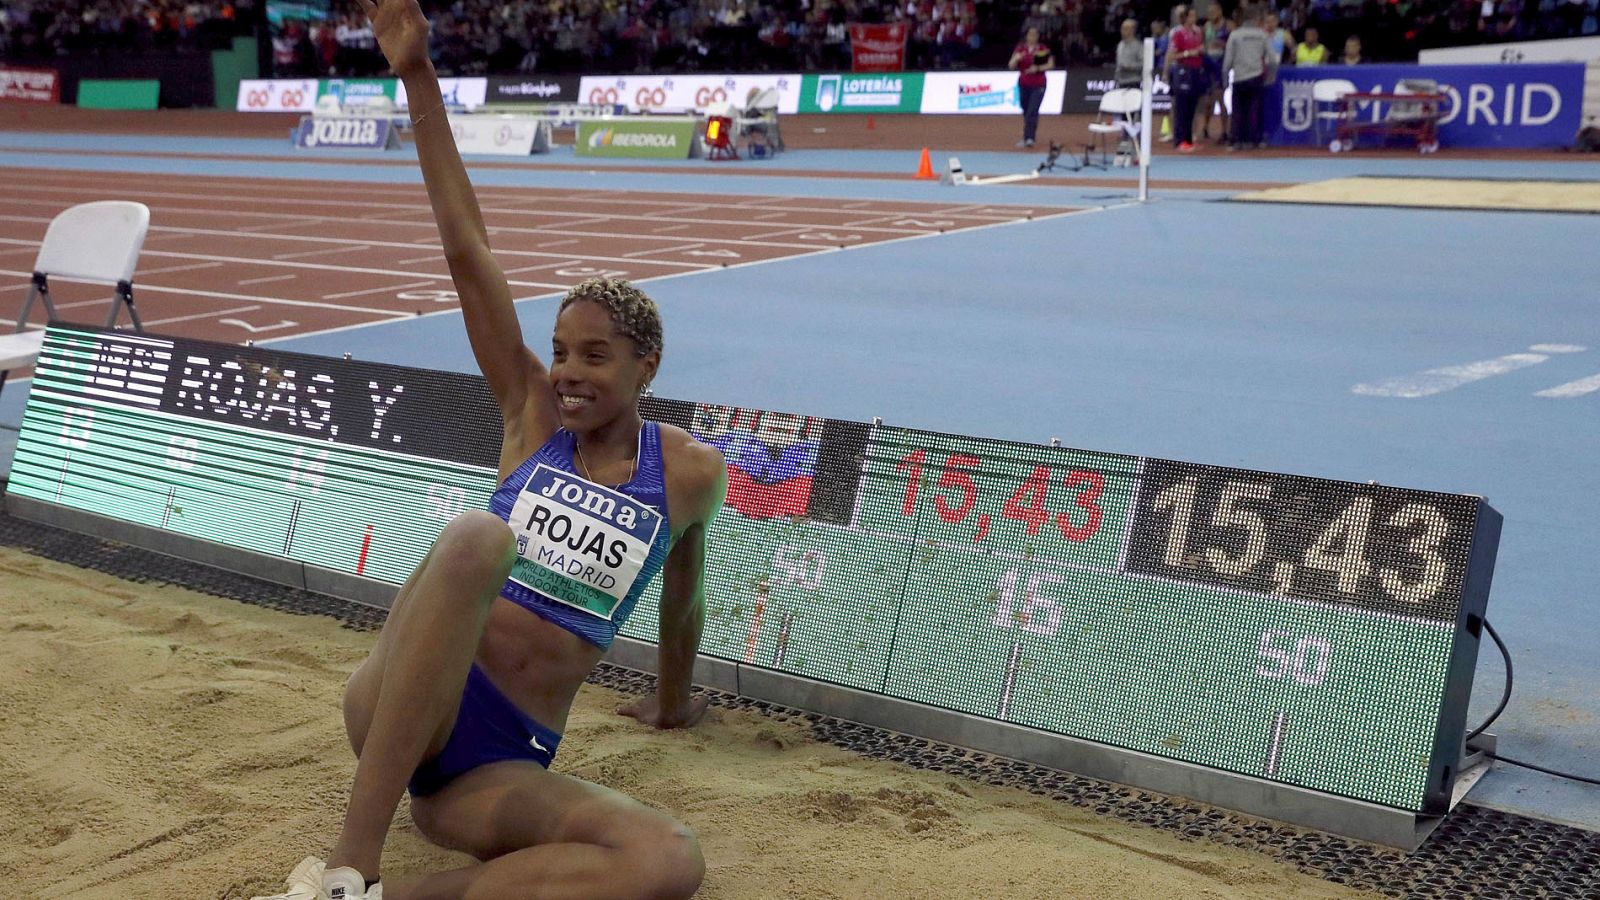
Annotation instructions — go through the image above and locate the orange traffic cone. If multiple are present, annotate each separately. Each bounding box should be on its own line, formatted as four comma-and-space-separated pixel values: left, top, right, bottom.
914, 147, 936, 180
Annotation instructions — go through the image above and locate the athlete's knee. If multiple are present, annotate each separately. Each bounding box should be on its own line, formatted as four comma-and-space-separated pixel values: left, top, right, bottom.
625, 820, 704, 899
429, 510, 517, 594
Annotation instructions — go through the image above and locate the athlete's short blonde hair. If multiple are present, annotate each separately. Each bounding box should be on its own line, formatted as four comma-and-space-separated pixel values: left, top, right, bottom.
558, 277, 663, 358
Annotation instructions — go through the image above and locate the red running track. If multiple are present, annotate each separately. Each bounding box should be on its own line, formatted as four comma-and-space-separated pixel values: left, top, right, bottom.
0, 167, 1076, 367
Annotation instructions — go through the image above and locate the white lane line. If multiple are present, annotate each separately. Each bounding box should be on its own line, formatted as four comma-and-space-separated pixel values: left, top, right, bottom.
750, 211, 790, 220
1535, 373, 1600, 398
650, 224, 692, 234
1353, 348, 1567, 398
643, 204, 711, 217
459, 222, 819, 250
146, 304, 261, 327
537, 239, 580, 248
398, 253, 444, 265
322, 279, 437, 301
119, 261, 223, 277
0, 195, 945, 236
6, 226, 711, 270
0, 240, 568, 289
503, 261, 569, 274
272, 244, 373, 261
0, 175, 1048, 218
0, 267, 411, 316
624, 243, 702, 258
237, 217, 331, 233
237, 273, 299, 286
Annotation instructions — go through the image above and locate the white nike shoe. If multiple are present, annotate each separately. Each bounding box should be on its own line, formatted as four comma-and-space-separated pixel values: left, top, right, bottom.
250, 856, 326, 900
323, 865, 383, 900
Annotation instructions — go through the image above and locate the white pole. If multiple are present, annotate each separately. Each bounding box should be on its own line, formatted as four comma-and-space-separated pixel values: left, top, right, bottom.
1139, 36, 1154, 202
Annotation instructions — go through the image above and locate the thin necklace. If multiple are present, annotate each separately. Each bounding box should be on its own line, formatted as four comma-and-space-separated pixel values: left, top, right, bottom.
574, 427, 640, 488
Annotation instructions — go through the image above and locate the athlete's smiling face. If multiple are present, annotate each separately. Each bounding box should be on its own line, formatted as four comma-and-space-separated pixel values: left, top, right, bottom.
550, 300, 659, 427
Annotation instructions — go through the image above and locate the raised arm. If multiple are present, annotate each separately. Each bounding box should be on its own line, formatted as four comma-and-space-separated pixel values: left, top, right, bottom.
360, 0, 558, 448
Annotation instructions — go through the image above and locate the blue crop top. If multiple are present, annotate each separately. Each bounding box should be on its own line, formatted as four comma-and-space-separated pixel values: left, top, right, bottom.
488, 422, 672, 650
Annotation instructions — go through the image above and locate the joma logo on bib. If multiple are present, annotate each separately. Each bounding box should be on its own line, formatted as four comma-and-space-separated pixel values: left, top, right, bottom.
507, 465, 662, 619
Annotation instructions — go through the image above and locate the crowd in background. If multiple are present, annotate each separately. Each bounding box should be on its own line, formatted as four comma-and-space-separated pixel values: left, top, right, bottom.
3, 0, 1593, 75
267, 0, 1020, 78
1043, 0, 1598, 72
267, 0, 1598, 77
0, 0, 251, 57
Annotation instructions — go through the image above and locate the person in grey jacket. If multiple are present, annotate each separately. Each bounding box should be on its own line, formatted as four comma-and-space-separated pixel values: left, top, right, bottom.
1222, 4, 1278, 149
1114, 19, 1144, 88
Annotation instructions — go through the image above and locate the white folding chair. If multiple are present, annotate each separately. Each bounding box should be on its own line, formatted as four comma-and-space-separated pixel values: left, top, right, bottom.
1312, 78, 1356, 149
741, 86, 784, 153
1085, 87, 1143, 169
0, 201, 151, 399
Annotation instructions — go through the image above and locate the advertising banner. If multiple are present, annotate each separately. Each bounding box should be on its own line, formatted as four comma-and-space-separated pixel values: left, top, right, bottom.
920, 71, 1069, 115
1419, 35, 1600, 64
1268, 63, 1585, 148
77, 79, 159, 110
394, 77, 488, 111
317, 77, 398, 109
0, 66, 60, 103
17, 321, 1503, 818
798, 73, 924, 113
1063, 66, 1172, 114
293, 115, 401, 149
576, 74, 800, 114
486, 75, 580, 104
849, 23, 908, 72
575, 117, 699, 158
236, 78, 318, 112
450, 115, 549, 155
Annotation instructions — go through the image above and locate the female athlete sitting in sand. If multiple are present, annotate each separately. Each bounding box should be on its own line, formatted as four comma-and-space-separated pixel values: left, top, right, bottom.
255, 0, 726, 897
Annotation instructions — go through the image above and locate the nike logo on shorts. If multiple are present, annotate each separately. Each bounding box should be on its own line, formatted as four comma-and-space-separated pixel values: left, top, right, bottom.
530, 734, 550, 753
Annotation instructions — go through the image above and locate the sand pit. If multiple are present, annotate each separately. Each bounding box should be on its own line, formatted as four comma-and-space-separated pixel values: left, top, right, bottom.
1233, 176, 1600, 214
0, 546, 1371, 898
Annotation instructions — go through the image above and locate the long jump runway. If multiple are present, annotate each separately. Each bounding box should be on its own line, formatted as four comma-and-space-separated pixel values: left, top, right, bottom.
0, 166, 1073, 357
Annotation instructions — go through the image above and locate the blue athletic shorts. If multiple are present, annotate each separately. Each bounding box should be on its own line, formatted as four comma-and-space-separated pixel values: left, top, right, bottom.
408, 664, 564, 797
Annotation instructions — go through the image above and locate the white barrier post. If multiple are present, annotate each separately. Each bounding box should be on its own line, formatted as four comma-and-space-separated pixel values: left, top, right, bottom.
1140, 36, 1154, 202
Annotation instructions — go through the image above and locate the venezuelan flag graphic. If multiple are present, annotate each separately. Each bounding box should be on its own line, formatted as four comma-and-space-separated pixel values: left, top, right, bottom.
699, 431, 819, 519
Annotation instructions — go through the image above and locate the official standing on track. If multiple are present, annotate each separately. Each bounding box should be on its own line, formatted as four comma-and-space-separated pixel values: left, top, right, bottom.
1009, 27, 1053, 149
251, 0, 728, 897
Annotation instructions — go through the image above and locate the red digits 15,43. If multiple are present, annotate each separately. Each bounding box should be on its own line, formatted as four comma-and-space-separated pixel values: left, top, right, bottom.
895, 451, 1103, 544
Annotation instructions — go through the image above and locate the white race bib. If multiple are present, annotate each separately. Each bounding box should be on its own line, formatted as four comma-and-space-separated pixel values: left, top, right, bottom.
506, 464, 663, 620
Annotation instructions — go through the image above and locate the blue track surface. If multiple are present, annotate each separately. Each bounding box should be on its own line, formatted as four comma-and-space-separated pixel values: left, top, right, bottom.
1, 134, 1596, 831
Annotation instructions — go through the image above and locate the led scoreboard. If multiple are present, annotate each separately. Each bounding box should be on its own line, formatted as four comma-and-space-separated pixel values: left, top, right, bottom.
8, 326, 1500, 822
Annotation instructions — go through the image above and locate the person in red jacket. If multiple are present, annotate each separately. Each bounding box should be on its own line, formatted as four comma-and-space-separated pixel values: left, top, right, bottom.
1166, 5, 1205, 152
1009, 26, 1054, 148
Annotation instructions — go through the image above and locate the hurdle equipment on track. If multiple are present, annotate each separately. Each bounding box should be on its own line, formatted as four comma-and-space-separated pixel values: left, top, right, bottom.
942, 156, 1041, 187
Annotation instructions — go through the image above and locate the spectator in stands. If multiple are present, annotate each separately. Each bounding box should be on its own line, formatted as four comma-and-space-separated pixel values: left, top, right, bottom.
1151, 18, 1169, 73
1201, 1, 1229, 143
1167, 3, 1204, 151
1264, 10, 1293, 63
1341, 33, 1362, 64
1114, 18, 1143, 87
1008, 26, 1053, 148
1295, 25, 1328, 63
1223, 3, 1277, 149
